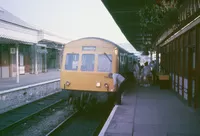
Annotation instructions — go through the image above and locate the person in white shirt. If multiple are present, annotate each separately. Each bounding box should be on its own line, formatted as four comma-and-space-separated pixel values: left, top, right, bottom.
108, 73, 126, 105
151, 61, 157, 85
143, 62, 151, 86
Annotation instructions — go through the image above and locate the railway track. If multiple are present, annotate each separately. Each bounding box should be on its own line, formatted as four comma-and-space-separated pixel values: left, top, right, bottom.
46, 101, 114, 136
0, 91, 67, 130
46, 110, 79, 136
0, 99, 68, 136
0, 91, 114, 136
0, 91, 72, 136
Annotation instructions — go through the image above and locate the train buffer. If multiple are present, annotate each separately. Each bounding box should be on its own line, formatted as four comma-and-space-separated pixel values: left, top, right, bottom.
99, 86, 200, 136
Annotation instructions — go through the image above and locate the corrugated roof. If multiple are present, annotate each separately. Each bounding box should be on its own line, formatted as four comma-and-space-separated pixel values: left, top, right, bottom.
0, 7, 37, 30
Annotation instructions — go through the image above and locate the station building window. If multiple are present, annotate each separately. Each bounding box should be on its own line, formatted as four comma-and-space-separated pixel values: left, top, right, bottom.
65, 53, 79, 71
81, 54, 95, 71
97, 54, 112, 72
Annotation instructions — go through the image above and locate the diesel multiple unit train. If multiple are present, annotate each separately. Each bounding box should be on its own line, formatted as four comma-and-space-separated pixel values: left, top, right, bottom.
60, 37, 134, 101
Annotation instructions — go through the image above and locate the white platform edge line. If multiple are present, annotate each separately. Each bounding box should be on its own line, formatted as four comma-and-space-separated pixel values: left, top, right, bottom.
98, 92, 125, 136
0, 78, 60, 95
98, 105, 118, 136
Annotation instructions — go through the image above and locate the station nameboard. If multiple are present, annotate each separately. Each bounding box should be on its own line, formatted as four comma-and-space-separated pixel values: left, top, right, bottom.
82, 46, 96, 51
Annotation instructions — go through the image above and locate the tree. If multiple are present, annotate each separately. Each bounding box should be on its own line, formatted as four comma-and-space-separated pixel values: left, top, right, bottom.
138, 0, 179, 50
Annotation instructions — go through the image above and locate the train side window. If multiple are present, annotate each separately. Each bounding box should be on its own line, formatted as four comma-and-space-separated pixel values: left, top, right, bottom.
81, 54, 95, 71
65, 53, 79, 71
98, 54, 112, 72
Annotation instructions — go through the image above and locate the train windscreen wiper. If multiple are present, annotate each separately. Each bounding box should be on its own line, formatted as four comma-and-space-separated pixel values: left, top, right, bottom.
104, 52, 112, 62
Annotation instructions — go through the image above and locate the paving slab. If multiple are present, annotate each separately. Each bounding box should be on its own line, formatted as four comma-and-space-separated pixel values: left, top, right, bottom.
102, 85, 200, 136
133, 86, 200, 135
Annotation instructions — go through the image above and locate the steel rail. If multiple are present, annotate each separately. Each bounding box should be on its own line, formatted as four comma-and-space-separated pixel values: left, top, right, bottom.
46, 110, 79, 136
0, 99, 63, 134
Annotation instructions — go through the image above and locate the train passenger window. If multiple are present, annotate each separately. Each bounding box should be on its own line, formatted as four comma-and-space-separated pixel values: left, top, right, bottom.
98, 54, 112, 72
65, 53, 79, 71
81, 54, 95, 71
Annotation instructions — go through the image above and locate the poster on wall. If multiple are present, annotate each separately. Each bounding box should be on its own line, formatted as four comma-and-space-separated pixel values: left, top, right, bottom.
192, 80, 195, 98
19, 53, 25, 74
179, 77, 182, 95
184, 78, 188, 100
20, 53, 24, 66
175, 75, 178, 92
19, 66, 25, 74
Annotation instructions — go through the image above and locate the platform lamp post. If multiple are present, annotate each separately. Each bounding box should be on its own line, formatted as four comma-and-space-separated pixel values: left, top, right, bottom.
16, 44, 19, 83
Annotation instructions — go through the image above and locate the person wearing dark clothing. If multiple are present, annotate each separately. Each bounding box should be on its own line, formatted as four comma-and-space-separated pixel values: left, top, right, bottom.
151, 61, 157, 85
108, 73, 126, 105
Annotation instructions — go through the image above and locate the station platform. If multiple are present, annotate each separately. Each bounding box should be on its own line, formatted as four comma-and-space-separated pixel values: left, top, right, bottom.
99, 86, 200, 136
0, 70, 60, 91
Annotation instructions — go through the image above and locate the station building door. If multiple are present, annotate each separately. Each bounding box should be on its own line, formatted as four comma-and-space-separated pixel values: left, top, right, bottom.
187, 27, 200, 109
0, 45, 9, 78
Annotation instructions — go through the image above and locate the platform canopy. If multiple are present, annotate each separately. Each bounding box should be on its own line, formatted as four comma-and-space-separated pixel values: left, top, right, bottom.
102, 0, 190, 52
101, 0, 157, 51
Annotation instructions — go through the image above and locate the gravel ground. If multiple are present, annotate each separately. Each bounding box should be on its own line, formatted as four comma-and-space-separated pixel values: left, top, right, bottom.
0, 91, 69, 130
16, 106, 74, 136
1, 93, 113, 136
56, 112, 105, 136
52, 102, 114, 136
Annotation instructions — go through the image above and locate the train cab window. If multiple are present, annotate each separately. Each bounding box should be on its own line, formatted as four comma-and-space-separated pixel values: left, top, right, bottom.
98, 54, 112, 72
81, 54, 95, 71
65, 53, 79, 71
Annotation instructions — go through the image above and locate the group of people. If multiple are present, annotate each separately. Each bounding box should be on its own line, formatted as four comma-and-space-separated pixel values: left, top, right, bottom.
133, 60, 157, 87
107, 60, 157, 105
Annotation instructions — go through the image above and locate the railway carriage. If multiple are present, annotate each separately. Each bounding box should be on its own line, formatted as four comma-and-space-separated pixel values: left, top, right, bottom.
60, 37, 130, 101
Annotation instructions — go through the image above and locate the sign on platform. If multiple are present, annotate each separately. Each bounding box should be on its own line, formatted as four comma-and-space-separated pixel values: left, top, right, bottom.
19, 66, 25, 74
10, 48, 16, 54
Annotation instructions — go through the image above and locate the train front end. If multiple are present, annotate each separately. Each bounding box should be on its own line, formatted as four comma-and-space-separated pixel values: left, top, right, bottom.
60, 39, 119, 95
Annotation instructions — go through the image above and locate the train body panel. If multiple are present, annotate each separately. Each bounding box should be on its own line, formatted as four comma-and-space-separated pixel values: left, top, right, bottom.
61, 72, 113, 92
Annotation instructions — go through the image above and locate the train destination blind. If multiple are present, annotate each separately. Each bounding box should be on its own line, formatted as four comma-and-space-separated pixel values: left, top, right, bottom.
82, 46, 96, 51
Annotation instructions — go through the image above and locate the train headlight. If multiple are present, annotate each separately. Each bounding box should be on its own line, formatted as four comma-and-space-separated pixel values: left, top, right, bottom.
110, 89, 114, 92
96, 82, 101, 87
66, 81, 71, 86
104, 83, 109, 88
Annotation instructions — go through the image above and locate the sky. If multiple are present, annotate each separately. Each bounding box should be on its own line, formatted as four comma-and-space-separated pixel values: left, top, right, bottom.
0, 0, 137, 52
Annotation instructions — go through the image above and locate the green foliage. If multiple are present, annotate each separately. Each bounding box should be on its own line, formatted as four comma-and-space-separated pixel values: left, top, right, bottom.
138, 0, 179, 30
137, 0, 179, 51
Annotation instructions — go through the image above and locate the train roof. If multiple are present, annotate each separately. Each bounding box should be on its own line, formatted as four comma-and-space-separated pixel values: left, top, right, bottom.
66, 37, 129, 53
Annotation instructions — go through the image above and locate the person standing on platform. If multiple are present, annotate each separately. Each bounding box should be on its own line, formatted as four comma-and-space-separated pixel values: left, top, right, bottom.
108, 73, 126, 105
143, 62, 151, 87
139, 65, 144, 86
150, 61, 157, 85
133, 61, 140, 84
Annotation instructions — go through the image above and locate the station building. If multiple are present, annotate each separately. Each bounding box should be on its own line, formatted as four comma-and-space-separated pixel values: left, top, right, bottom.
0, 7, 70, 79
